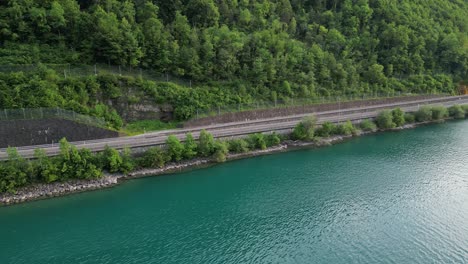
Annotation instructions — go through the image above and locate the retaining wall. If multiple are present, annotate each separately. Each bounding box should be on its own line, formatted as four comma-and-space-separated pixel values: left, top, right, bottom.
0, 119, 118, 148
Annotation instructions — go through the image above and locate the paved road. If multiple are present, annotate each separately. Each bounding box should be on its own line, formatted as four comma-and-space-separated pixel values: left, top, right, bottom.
1, 96, 467, 160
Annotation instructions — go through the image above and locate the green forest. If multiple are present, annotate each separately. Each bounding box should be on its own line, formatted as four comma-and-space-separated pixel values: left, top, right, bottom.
0, 0, 467, 127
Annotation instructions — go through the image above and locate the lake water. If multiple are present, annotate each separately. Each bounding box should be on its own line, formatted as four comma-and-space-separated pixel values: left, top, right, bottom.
0, 121, 467, 264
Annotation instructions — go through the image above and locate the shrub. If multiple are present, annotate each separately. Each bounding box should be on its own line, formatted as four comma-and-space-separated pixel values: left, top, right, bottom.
248, 133, 267, 150
293, 115, 316, 140
392, 108, 405, 127
415, 106, 432, 122
102, 146, 123, 173
265, 133, 281, 147
198, 130, 215, 157
376, 110, 396, 129
404, 113, 415, 123
228, 138, 250, 153
139, 147, 167, 168
359, 119, 377, 132
183, 133, 197, 159
57, 138, 102, 180
34, 149, 60, 183
316, 121, 336, 137
166, 135, 185, 161
335, 120, 356, 135
119, 148, 135, 174
461, 105, 468, 114
213, 140, 229, 163
431, 106, 448, 120
448, 105, 465, 119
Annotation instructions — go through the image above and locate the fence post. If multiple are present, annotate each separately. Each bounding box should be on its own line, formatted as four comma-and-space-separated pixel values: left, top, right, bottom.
119, 65, 122, 76
4, 109, 7, 120
94, 64, 97, 76
40, 108, 43, 119
22, 108, 25, 119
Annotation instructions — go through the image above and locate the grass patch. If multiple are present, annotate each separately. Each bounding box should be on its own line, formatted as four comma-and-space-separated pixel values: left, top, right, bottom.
123, 120, 179, 135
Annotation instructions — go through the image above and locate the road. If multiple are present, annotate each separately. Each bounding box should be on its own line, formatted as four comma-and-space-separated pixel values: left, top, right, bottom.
1, 95, 467, 160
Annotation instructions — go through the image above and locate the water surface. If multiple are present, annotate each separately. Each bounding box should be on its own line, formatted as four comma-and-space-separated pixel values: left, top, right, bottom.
1, 121, 467, 263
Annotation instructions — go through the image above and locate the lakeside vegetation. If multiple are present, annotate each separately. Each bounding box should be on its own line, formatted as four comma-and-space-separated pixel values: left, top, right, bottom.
1, 104, 468, 194
0, 1, 467, 127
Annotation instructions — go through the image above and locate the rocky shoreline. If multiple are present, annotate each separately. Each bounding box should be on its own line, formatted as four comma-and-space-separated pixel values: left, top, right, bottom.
0, 176, 120, 205
0, 120, 446, 206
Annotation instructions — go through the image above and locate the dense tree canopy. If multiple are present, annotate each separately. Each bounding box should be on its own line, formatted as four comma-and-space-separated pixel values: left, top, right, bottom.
0, 0, 467, 123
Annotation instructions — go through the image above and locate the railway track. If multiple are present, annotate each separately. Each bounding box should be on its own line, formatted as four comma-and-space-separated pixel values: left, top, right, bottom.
1, 95, 467, 160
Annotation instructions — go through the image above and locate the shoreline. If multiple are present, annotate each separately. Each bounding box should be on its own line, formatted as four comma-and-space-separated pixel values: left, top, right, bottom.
0, 120, 450, 206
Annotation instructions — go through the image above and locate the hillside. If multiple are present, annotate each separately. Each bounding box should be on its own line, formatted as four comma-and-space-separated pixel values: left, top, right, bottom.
0, 0, 467, 128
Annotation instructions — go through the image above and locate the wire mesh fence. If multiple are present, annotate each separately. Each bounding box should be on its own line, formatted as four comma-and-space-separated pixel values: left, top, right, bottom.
192, 92, 443, 119
0, 108, 106, 127
0, 63, 193, 87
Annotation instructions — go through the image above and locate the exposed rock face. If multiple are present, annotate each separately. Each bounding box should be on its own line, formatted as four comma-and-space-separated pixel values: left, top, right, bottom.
111, 97, 173, 122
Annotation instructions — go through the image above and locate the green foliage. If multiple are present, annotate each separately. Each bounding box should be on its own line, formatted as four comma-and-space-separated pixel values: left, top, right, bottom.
248, 134, 267, 150
213, 140, 229, 163
120, 148, 135, 174
461, 105, 468, 115
228, 138, 250, 153
431, 106, 449, 120
392, 108, 406, 127
183, 133, 198, 159
124, 120, 179, 134
404, 113, 416, 123
448, 105, 466, 119
359, 120, 377, 132
415, 106, 433, 122
34, 148, 60, 183
376, 110, 396, 129
166, 135, 185, 161
265, 133, 281, 147
198, 130, 215, 157
58, 138, 102, 180
316, 122, 336, 137
0, 148, 31, 193
0, 0, 465, 123
293, 116, 316, 141
335, 121, 356, 136
139, 147, 167, 168
102, 146, 123, 173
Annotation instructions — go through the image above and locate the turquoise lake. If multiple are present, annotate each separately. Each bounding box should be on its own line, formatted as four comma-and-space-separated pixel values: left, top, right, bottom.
0, 121, 467, 263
